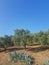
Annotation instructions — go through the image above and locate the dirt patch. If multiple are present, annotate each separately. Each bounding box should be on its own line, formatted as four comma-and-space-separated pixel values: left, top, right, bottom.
0, 45, 49, 65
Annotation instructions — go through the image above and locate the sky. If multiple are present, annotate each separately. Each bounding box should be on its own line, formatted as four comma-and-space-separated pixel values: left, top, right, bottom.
0, 0, 49, 36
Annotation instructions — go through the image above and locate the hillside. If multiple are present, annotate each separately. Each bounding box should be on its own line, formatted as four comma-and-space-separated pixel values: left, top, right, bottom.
0, 45, 49, 65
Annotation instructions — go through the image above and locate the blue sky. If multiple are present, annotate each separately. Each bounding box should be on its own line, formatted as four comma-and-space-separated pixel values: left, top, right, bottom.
0, 0, 49, 36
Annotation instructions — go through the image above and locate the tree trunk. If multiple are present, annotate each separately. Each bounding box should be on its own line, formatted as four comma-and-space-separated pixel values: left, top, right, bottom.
24, 43, 26, 50
4, 47, 7, 52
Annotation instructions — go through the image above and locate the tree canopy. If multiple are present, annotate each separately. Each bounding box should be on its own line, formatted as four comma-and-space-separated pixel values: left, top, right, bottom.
0, 29, 49, 50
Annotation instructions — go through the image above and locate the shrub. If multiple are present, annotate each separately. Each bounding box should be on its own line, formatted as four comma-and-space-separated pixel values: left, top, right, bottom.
9, 51, 34, 65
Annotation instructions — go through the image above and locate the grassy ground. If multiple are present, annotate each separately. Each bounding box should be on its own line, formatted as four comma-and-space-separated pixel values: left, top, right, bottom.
0, 45, 49, 65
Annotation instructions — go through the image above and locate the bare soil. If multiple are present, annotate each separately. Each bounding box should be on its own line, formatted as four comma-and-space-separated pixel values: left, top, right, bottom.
0, 45, 49, 65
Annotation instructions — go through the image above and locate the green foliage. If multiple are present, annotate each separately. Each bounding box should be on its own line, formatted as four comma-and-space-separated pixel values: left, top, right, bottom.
0, 29, 49, 49
33, 30, 49, 45
9, 51, 34, 65
47, 35, 49, 45
13, 29, 33, 49
0, 35, 14, 50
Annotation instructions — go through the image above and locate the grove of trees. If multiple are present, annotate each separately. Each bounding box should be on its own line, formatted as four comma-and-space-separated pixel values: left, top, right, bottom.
0, 29, 49, 50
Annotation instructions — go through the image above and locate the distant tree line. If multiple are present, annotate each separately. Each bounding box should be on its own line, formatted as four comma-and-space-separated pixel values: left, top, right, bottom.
0, 29, 49, 50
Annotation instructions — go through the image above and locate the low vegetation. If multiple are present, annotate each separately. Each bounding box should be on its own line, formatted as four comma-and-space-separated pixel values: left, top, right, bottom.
0, 29, 49, 51
9, 51, 34, 65
0, 51, 34, 65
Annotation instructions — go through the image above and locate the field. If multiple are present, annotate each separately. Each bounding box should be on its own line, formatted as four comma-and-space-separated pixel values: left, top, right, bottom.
0, 45, 49, 65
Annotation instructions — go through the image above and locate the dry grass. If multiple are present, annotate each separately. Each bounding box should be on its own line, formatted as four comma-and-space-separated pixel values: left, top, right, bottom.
0, 45, 49, 65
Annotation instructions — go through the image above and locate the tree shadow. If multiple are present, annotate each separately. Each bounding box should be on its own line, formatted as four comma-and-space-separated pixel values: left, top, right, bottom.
0, 47, 28, 53
0, 46, 49, 53
7, 47, 25, 52
27, 46, 49, 53
0, 49, 5, 52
